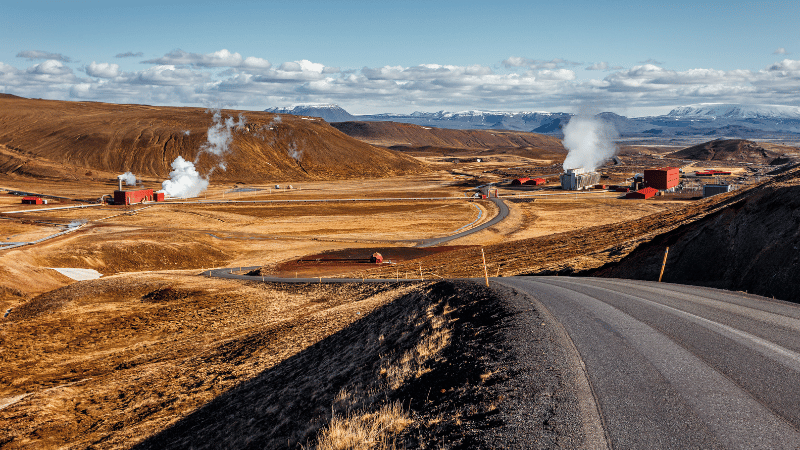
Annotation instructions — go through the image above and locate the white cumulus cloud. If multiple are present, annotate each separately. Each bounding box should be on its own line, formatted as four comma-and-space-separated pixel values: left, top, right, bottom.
86, 62, 121, 78
2, 48, 800, 116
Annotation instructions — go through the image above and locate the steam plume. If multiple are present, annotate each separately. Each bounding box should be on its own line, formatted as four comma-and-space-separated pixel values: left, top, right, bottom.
561, 115, 618, 172
201, 111, 246, 170
161, 156, 209, 198
118, 172, 137, 186
287, 142, 302, 161
160, 110, 246, 198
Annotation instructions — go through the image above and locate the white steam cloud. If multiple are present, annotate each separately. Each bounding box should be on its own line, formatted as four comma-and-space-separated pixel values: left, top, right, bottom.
118, 171, 137, 186
201, 111, 246, 170
561, 116, 618, 172
161, 156, 209, 198
287, 141, 302, 161
160, 110, 245, 198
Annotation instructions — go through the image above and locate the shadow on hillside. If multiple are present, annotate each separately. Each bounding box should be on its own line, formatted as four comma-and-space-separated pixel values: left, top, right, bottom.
133, 282, 441, 449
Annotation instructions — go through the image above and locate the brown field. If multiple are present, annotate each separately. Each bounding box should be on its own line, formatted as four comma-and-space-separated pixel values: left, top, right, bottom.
2, 96, 797, 448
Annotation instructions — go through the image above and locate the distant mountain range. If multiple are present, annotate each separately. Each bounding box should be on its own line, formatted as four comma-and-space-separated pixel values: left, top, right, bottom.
265, 103, 800, 139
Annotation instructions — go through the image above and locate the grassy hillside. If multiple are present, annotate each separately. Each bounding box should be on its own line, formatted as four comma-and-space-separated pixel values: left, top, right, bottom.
0, 95, 426, 182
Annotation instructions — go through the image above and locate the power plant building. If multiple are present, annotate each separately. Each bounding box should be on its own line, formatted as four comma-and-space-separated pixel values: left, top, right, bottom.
644, 167, 680, 190
114, 189, 154, 205
560, 168, 600, 190
22, 197, 43, 205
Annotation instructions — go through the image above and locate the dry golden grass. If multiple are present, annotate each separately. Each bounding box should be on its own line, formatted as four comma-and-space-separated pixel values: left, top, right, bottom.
380, 305, 451, 390
1, 275, 423, 449
314, 401, 412, 450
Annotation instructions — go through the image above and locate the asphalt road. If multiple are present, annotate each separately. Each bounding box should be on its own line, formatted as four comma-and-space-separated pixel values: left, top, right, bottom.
418, 197, 509, 247
496, 276, 800, 449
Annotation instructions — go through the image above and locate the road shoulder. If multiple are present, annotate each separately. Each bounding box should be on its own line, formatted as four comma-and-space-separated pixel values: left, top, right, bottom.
478, 281, 595, 449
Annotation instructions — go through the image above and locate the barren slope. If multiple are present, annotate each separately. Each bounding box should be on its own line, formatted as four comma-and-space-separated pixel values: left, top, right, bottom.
331, 121, 566, 158
592, 167, 800, 301
0, 95, 425, 182
667, 139, 789, 163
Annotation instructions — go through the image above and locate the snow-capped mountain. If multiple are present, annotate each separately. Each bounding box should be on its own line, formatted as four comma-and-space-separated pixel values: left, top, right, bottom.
349, 109, 571, 132
264, 104, 355, 123
667, 104, 800, 120
265, 103, 800, 137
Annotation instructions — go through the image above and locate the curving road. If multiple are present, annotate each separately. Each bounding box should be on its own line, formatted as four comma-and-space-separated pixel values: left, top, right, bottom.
496, 276, 800, 449
418, 197, 508, 247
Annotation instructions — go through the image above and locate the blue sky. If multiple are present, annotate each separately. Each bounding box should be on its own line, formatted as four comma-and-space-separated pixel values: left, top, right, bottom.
1, 0, 798, 116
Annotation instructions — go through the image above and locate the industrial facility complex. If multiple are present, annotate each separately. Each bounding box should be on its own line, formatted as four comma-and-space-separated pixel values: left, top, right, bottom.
549, 165, 735, 200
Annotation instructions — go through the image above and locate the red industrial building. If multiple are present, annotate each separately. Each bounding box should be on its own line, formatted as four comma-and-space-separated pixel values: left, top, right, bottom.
644, 167, 680, 190
625, 187, 659, 199
22, 197, 43, 205
524, 178, 546, 186
511, 177, 530, 185
154, 192, 165, 202
114, 189, 154, 205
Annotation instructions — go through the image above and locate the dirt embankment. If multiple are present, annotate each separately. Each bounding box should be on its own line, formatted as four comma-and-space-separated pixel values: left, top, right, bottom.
591, 167, 800, 301
0, 96, 426, 183
1, 276, 580, 449
332, 121, 566, 158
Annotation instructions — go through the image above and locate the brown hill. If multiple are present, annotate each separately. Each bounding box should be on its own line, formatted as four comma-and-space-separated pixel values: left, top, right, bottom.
0, 96, 425, 182
331, 121, 566, 158
667, 139, 782, 163
592, 167, 800, 301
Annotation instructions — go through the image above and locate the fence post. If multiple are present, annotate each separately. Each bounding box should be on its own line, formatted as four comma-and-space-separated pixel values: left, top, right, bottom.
481, 248, 489, 287
659, 247, 670, 282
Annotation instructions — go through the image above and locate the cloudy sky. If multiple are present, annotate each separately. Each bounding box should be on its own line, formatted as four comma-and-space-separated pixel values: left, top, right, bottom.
1, 0, 798, 116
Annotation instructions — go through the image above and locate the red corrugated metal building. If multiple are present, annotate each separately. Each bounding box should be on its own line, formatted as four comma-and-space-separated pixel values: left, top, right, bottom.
511, 177, 530, 185
22, 197, 43, 205
524, 178, 546, 185
114, 189, 153, 205
625, 187, 659, 199
153, 192, 165, 202
644, 167, 680, 190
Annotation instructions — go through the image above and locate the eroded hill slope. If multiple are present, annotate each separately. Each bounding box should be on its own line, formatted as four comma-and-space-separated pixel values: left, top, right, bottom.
0, 95, 425, 182
667, 139, 792, 164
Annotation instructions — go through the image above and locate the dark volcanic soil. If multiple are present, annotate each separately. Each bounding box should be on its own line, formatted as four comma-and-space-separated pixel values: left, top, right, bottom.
133, 281, 583, 449
591, 167, 800, 302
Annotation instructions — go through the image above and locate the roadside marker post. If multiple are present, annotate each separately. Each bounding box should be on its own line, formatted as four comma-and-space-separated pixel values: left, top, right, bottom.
419, 263, 424, 281
659, 246, 670, 282
482, 248, 490, 287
